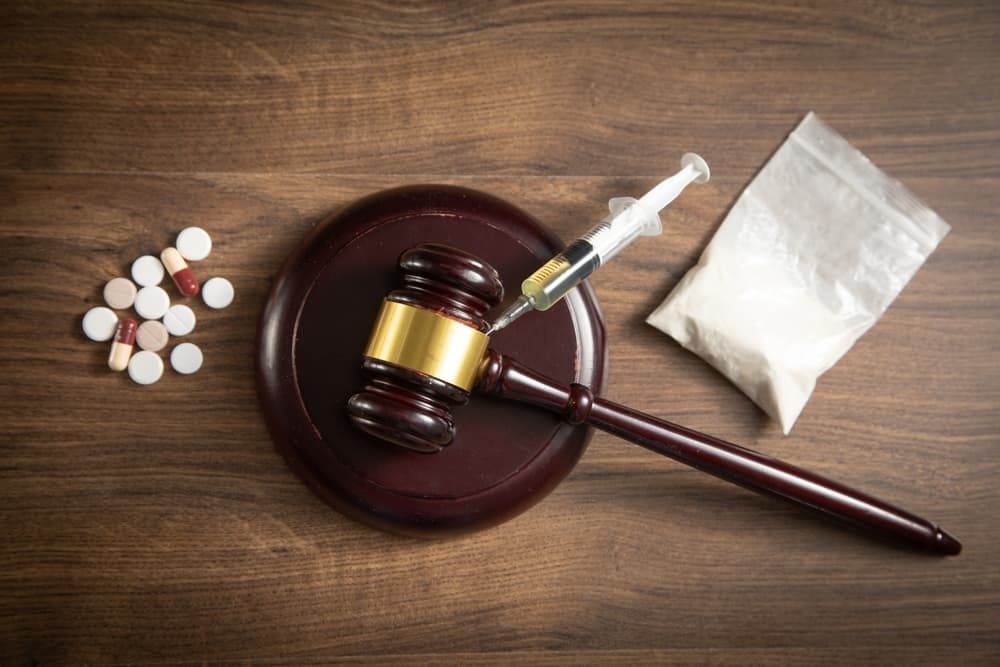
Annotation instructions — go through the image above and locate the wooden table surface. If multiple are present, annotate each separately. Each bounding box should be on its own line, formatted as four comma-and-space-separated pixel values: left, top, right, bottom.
2, 1, 998, 664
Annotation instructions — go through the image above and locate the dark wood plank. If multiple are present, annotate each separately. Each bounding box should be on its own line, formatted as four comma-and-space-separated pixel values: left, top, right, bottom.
1, 0, 998, 176
89, 648, 1000, 667
2, 0, 999, 664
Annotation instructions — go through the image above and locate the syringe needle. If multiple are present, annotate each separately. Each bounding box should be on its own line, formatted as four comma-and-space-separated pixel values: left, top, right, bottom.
486, 295, 532, 335
487, 153, 710, 335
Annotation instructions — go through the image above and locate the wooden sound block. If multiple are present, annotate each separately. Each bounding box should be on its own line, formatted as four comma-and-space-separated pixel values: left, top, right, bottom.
257, 185, 607, 537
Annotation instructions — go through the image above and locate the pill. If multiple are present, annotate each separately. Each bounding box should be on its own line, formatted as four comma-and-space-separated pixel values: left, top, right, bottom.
108, 317, 137, 371
160, 247, 199, 296
134, 285, 170, 319
136, 320, 170, 352
202, 277, 234, 309
163, 304, 196, 336
170, 342, 203, 375
103, 277, 137, 310
82, 306, 119, 342
128, 350, 164, 385
131, 255, 165, 287
176, 227, 212, 261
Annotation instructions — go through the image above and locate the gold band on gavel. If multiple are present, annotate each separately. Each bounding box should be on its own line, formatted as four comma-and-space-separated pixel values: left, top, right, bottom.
363, 300, 490, 392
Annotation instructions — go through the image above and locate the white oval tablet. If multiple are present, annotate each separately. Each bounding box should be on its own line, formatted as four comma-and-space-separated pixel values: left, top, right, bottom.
131, 255, 165, 287
103, 277, 137, 310
128, 350, 164, 385
176, 227, 212, 261
136, 320, 169, 352
134, 285, 171, 319
163, 304, 196, 336
82, 306, 119, 342
201, 277, 234, 309
170, 342, 203, 375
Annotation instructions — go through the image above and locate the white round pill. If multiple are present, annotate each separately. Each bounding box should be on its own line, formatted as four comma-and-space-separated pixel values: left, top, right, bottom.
176, 227, 212, 261
128, 350, 164, 385
163, 304, 196, 336
82, 306, 119, 342
134, 285, 170, 319
170, 342, 203, 375
131, 255, 165, 287
202, 277, 234, 309
103, 277, 137, 310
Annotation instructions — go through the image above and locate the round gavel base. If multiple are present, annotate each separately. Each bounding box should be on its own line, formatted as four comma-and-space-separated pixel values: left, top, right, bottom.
256, 185, 607, 537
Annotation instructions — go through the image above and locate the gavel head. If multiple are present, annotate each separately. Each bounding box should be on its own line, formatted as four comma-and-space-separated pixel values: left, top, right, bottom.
346, 243, 504, 453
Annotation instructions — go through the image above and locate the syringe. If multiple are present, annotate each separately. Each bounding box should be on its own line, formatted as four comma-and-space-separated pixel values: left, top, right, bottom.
487, 153, 710, 335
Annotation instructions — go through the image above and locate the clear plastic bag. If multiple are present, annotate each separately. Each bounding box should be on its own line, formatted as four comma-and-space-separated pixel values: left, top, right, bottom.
647, 112, 951, 434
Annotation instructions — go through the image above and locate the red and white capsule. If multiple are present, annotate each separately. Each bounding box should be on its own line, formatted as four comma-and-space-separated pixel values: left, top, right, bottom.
160, 247, 199, 296
108, 317, 137, 372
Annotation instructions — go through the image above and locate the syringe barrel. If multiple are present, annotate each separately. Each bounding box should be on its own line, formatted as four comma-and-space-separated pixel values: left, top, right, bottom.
520, 239, 599, 311
585, 197, 661, 262
520, 199, 658, 311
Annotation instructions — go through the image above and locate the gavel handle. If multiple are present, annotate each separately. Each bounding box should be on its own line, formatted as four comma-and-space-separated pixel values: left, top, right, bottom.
477, 350, 961, 555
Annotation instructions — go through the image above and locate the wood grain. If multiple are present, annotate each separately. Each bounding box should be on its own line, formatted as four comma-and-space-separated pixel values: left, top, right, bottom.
2, 1, 999, 664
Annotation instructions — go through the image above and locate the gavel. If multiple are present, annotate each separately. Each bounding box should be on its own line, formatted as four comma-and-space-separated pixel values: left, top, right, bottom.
347, 243, 961, 555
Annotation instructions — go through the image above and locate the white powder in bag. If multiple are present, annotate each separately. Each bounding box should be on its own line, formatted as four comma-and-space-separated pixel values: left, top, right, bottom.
647, 112, 950, 434
650, 243, 860, 432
